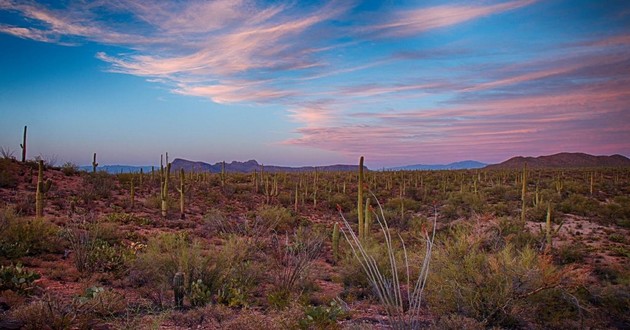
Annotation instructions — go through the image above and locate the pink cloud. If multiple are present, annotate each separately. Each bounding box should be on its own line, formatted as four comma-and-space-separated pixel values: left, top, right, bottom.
366, 0, 536, 37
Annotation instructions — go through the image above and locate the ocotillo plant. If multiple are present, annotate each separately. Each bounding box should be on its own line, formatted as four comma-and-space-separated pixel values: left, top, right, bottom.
358, 156, 365, 242
176, 168, 185, 219
92, 153, 98, 173
20, 125, 27, 162
35, 160, 52, 217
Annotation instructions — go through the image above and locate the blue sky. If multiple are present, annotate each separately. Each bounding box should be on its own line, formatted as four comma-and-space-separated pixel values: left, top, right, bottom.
0, 0, 629, 168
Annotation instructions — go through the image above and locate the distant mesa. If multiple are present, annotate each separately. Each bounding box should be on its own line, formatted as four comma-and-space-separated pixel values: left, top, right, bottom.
484, 153, 630, 169
388, 160, 487, 171
170, 158, 364, 173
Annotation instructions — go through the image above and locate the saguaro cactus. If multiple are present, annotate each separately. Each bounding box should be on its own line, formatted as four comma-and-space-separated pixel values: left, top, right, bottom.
92, 153, 98, 173
20, 126, 27, 162
35, 160, 52, 217
221, 161, 226, 187
130, 177, 135, 209
544, 203, 563, 254
520, 163, 527, 223
160, 153, 171, 218
364, 197, 371, 240
173, 272, 185, 309
332, 222, 340, 264
358, 156, 365, 241
176, 168, 185, 219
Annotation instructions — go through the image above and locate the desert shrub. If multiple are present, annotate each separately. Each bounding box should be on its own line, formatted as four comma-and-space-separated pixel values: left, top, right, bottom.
128, 232, 217, 309
426, 224, 568, 327
215, 235, 262, 308
328, 193, 354, 212
60, 162, 79, 176
62, 223, 130, 274
79, 172, 116, 203
0, 158, 19, 188
429, 314, 485, 330
496, 216, 539, 250
0, 263, 40, 294
526, 287, 586, 328
298, 300, 347, 330
555, 242, 589, 265
8, 290, 124, 329
143, 193, 160, 209
557, 194, 599, 217
104, 212, 153, 226
257, 205, 294, 232
0, 210, 62, 258
599, 196, 630, 228
268, 227, 324, 306
490, 201, 513, 217
609, 232, 627, 244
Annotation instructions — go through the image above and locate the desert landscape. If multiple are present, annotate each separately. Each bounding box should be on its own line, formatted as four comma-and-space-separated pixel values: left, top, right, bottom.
1, 0, 629, 329
0, 151, 629, 329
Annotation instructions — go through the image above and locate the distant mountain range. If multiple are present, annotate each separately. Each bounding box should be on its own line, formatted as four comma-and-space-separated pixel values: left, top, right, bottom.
388, 160, 487, 171
485, 153, 630, 169
170, 159, 364, 173
80, 153, 630, 174
79, 165, 154, 174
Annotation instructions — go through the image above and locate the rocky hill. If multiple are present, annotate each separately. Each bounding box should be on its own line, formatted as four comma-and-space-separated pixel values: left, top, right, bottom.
485, 153, 630, 169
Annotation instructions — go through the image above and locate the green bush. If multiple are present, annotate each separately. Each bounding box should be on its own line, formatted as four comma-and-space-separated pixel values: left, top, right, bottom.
0, 210, 62, 258
426, 224, 567, 327
257, 205, 294, 232
128, 232, 218, 308
0, 158, 18, 188
60, 162, 79, 176
298, 300, 347, 330
0, 263, 40, 294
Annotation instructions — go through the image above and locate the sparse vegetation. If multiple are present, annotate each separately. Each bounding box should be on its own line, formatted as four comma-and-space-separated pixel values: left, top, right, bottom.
0, 158, 629, 329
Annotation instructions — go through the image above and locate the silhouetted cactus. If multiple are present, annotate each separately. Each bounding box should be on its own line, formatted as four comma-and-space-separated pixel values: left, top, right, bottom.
20, 126, 27, 162
92, 153, 98, 173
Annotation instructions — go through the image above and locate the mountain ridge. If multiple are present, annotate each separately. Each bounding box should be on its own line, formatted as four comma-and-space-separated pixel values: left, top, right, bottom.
170, 158, 364, 173
388, 160, 487, 171
484, 152, 630, 169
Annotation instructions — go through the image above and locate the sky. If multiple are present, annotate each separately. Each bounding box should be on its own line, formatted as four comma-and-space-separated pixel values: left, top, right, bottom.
0, 0, 629, 168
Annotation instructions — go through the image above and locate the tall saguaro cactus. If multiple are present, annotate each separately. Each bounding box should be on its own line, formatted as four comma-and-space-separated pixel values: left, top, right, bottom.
160, 153, 171, 218
92, 153, 99, 173
520, 163, 527, 223
176, 168, 185, 219
35, 160, 52, 217
20, 126, 27, 162
332, 222, 340, 264
358, 156, 365, 241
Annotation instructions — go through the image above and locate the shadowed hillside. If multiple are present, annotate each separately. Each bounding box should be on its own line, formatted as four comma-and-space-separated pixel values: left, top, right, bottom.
485, 153, 630, 169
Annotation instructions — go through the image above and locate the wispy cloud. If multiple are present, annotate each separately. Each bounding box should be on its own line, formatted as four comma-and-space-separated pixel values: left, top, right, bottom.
361, 0, 536, 37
